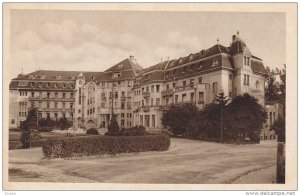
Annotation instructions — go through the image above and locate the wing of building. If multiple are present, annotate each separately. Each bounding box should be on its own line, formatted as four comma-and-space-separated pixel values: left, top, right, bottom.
9, 34, 266, 131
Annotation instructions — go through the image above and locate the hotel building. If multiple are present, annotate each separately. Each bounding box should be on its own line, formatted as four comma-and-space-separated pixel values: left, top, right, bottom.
9, 33, 266, 131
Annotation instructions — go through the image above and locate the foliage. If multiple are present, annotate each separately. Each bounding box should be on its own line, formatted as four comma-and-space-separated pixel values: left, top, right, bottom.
119, 125, 147, 136
38, 126, 54, 132
161, 103, 198, 135
58, 116, 71, 130
226, 93, 267, 142
185, 103, 220, 138
42, 135, 170, 158
20, 107, 38, 131
19, 107, 38, 148
215, 91, 229, 142
86, 128, 99, 135
20, 130, 32, 149
265, 65, 286, 106
271, 116, 285, 142
106, 113, 120, 136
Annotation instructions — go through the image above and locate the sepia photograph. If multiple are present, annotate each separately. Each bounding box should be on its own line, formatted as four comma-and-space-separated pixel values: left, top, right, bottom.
2, 2, 297, 191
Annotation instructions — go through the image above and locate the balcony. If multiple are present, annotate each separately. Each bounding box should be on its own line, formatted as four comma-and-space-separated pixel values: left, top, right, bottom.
39, 108, 75, 112
161, 89, 174, 97
29, 96, 75, 102
142, 92, 150, 99
175, 84, 196, 92
142, 106, 150, 113
159, 105, 169, 111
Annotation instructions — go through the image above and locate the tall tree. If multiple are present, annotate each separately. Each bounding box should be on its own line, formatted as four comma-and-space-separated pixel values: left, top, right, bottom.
161, 103, 198, 136
106, 113, 120, 136
20, 107, 38, 148
226, 93, 267, 143
265, 66, 280, 103
215, 92, 229, 143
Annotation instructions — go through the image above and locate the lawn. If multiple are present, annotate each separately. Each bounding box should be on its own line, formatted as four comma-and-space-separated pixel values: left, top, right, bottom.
9, 138, 277, 184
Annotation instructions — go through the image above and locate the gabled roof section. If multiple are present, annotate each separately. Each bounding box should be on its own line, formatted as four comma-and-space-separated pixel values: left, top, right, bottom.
104, 57, 143, 74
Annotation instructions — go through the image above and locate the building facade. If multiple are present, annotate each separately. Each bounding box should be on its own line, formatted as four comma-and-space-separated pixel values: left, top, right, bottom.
9, 33, 267, 132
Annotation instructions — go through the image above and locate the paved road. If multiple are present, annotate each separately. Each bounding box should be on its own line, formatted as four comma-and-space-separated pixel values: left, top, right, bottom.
9, 138, 277, 184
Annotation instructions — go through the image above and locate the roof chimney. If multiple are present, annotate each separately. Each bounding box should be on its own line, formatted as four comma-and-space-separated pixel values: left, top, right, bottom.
129, 55, 135, 59
232, 35, 236, 42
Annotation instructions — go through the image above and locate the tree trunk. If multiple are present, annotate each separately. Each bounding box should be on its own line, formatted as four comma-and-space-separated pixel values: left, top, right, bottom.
276, 141, 285, 183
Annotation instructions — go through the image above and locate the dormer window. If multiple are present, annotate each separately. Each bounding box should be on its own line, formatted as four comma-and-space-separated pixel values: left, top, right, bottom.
55, 75, 61, 79
201, 50, 206, 55
117, 64, 123, 68
113, 72, 121, 79
91, 76, 96, 80
179, 58, 183, 64
29, 75, 35, 79
198, 62, 203, 69
189, 55, 193, 61
212, 59, 218, 67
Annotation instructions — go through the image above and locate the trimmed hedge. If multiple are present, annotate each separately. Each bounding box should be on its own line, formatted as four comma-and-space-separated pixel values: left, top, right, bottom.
42, 134, 170, 158
38, 126, 54, 132
86, 128, 99, 135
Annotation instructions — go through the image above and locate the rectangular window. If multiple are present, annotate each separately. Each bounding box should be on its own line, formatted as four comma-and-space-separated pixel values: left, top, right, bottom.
156, 98, 160, 106
190, 79, 194, 85
244, 56, 247, 65
182, 94, 187, 102
47, 102, 50, 109
146, 86, 149, 93
55, 92, 58, 98
121, 120, 124, 126
54, 102, 57, 108
152, 115, 155, 127
121, 102, 125, 109
175, 95, 178, 103
190, 92, 194, 103
166, 98, 169, 105
127, 102, 131, 110
151, 98, 153, 106
47, 92, 50, 98
156, 85, 160, 92
199, 92, 204, 103
145, 115, 150, 127
166, 84, 169, 90
70, 93, 74, 98
62, 102, 66, 109
213, 82, 218, 94
247, 75, 250, 85
173, 83, 176, 88
198, 77, 202, 84
70, 103, 73, 108
183, 81, 186, 87
31, 92, 34, 97
78, 88, 81, 104
244, 74, 247, 85
140, 115, 143, 126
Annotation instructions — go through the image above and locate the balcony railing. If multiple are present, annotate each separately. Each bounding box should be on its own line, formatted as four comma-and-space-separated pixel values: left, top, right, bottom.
29, 97, 75, 102
161, 89, 174, 97
39, 108, 75, 112
142, 106, 150, 112
142, 92, 150, 99
175, 84, 196, 92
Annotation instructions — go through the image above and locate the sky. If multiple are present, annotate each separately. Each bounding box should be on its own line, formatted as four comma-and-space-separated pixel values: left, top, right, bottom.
9, 10, 285, 80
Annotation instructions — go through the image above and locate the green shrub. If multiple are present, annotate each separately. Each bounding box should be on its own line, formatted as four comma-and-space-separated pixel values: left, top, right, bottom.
42, 134, 170, 158
86, 128, 99, 135
38, 126, 54, 132
118, 125, 147, 136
